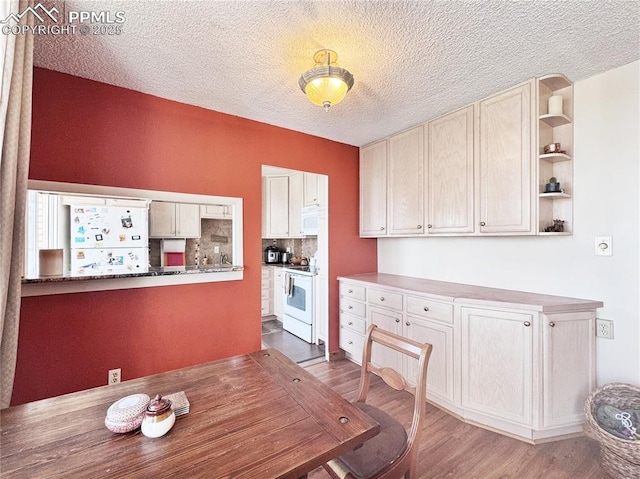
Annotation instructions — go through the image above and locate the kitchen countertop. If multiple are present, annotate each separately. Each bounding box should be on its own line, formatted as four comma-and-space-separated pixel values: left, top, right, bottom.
22, 265, 244, 284
339, 273, 603, 313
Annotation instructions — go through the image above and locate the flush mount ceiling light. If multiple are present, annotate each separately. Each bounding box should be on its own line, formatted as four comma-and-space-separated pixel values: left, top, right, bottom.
298, 49, 354, 112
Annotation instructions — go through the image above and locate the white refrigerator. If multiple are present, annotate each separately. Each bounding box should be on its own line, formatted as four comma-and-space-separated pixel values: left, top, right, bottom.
70, 204, 149, 276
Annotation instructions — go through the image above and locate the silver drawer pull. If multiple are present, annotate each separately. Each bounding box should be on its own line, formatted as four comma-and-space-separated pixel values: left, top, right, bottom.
423, 306, 429, 312
417, 225, 422, 229
406, 321, 410, 326
348, 341, 353, 345
348, 321, 353, 326
524, 321, 531, 327
427, 224, 433, 228
348, 306, 353, 310
380, 226, 385, 231
348, 289, 353, 293
549, 322, 555, 327
480, 221, 486, 226
380, 297, 385, 302
395, 319, 400, 323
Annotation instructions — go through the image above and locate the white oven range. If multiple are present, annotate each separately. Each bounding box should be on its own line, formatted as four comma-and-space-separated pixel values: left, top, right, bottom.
282, 269, 316, 344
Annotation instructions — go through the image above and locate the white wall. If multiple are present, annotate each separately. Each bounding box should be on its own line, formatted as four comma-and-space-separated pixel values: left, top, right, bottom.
378, 61, 639, 386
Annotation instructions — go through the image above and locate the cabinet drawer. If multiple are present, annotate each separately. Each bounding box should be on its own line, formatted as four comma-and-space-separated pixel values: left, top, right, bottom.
340, 314, 367, 335
261, 278, 271, 291
261, 268, 271, 279
340, 298, 366, 318
340, 282, 366, 302
340, 328, 364, 358
407, 296, 453, 324
368, 288, 403, 311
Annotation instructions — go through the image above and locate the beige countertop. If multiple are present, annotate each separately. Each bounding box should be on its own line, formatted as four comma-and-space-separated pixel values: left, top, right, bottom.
338, 273, 603, 313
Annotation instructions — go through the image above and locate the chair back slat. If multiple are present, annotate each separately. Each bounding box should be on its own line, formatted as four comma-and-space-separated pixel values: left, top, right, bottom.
369, 326, 423, 359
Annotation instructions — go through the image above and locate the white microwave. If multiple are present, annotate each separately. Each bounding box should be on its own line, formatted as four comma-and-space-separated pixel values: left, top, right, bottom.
301, 205, 318, 236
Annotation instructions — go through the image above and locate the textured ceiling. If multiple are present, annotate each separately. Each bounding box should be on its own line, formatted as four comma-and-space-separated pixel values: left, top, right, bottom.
34, 0, 639, 147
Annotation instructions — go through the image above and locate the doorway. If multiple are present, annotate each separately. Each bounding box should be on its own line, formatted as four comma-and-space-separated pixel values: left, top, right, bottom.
261, 165, 329, 364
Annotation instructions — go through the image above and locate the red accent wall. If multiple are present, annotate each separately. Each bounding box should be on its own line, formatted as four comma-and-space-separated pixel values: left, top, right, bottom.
13, 68, 377, 405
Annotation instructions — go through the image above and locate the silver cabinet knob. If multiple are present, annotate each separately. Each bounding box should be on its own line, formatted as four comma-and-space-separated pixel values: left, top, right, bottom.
348, 305, 353, 310
348, 321, 353, 326
395, 319, 400, 323
348, 289, 353, 293
549, 322, 555, 327
423, 306, 429, 312
417, 225, 422, 229
427, 224, 433, 228
380, 226, 385, 231
480, 221, 486, 226
380, 297, 385, 302
406, 321, 410, 326
524, 321, 531, 327
348, 341, 353, 345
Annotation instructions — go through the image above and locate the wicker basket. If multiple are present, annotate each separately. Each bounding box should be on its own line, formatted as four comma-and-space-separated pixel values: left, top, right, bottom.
584, 383, 640, 479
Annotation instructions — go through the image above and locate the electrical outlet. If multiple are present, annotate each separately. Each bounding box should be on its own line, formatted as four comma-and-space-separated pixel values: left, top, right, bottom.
596, 319, 614, 339
108, 368, 121, 385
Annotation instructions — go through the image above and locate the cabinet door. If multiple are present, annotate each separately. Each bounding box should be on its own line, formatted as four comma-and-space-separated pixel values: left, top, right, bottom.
461, 306, 534, 426
149, 202, 176, 237
427, 106, 475, 234
273, 269, 284, 319
303, 173, 319, 206
478, 81, 534, 234
176, 203, 201, 238
288, 172, 304, 238
542, 311, 595, 428
360, 140, 388, 236
404, 317, 454, 404
388, 126, 425, 235
368, 306, 403, 372
265, 176, 289, 238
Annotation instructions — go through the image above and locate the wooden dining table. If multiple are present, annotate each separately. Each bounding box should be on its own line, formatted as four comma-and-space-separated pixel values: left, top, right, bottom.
0, 349, 379, 478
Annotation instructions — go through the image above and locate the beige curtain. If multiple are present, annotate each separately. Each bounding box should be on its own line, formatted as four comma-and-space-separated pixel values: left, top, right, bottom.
0, 0, 34, 408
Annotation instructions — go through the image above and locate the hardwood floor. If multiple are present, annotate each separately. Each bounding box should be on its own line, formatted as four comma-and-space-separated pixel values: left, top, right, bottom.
302, 359, 607, 479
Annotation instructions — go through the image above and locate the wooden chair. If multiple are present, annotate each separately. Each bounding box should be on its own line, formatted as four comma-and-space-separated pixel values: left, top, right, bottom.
323, 324, 433, 479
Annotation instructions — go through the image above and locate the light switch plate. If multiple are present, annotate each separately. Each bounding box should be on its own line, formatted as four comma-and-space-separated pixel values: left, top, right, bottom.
595, 236, 612, 256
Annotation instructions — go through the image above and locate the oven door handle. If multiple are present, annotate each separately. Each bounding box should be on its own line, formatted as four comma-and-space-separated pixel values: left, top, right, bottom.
284, 273, 294, 298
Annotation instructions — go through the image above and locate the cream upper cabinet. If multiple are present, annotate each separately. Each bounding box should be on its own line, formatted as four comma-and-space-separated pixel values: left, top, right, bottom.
426, 105, 475, 234
303, 173, 319, 207
388, 126, 425, 235
149, 202, 200, 238
288, 172, 304, 238
478, 81, 535, 234
360, 140, 388, 236
263, 176, 289, 238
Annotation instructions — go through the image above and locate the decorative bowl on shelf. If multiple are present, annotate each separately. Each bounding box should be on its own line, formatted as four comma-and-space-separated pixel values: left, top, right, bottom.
544, 143, 562, 154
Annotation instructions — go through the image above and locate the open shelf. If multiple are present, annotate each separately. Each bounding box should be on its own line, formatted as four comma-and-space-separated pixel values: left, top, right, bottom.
540, 114, 572, 127
539, 192, 571, 199
538, 74, 572, 91
539, 153, 572, 163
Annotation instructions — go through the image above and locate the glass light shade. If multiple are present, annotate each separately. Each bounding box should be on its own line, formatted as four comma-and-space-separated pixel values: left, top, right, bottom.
298, 49, 354, 111
304, 76, 349, 109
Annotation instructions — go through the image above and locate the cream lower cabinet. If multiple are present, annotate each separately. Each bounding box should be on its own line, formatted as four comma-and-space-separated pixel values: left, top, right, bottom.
339, 280, 456, 411
261, 267, 273, 317
461, 306, 534, 427
273, 268, 285, 320
338, 274, 600, 443
460, 304, 597, 442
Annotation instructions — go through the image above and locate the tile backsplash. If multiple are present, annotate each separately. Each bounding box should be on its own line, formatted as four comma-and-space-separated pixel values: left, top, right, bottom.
150, 219, 233, 267
262, 237, 318, 262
